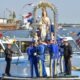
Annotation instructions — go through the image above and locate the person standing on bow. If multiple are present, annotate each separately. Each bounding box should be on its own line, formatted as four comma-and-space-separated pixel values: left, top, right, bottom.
4, 44, 14, 76
61, 39, 73, 75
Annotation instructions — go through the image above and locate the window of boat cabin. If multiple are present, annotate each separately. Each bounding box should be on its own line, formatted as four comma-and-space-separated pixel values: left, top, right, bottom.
11, 43, 21, 56
15, 41, 34, 53
21, 41, 31, 53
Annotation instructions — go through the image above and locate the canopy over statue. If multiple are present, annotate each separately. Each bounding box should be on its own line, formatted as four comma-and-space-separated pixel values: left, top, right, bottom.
32, 0, 58, 42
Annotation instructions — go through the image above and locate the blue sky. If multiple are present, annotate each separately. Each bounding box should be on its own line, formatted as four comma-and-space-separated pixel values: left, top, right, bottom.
0, 0, 80, 23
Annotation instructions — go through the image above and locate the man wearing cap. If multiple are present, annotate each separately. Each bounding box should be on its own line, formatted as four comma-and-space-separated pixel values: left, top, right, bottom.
26, 41, 39, 77
61, 39, 73, 75
4, 44, 14, 76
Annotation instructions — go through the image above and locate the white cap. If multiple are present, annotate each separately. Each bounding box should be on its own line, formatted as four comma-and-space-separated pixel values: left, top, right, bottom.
63, 38, 68, 42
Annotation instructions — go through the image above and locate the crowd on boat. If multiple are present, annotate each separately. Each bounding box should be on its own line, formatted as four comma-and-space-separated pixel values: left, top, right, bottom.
26, 7, 73, 77
26, 38, 72, 77
3, 7, 73, 78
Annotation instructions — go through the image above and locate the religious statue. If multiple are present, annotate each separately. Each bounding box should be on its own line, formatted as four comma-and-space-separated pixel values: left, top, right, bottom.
39, 7, 50, 41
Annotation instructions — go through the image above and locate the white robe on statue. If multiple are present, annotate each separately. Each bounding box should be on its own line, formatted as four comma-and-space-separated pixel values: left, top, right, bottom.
39, 17, 50, 41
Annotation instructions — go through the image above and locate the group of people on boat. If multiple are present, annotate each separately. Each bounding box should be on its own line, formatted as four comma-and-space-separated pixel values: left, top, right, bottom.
26, 36, 73, 77
3, 7, 73, 78
26, 8, 73, 77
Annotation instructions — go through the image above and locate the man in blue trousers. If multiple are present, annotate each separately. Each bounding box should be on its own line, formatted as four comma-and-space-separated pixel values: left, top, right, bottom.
37, 40, 47, 77
49, 40, 60, 77
26, 41, 39, 77
57, 38, 65, 73
47, 40, 53, 76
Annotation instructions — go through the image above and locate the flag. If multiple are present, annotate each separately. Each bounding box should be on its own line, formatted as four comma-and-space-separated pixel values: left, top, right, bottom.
0, 32, 3, 38
27, 18, 34, 24
23, 12, 32, 18
23, 12, 33, 24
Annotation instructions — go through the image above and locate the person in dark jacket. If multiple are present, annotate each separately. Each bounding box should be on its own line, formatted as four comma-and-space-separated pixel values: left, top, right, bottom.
61, 39, 73, 75
4, 44, 14, 76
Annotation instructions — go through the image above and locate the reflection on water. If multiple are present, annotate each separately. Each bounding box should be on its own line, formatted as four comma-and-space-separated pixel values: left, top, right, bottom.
0, 59, 31, 77
72, 71, 80, 77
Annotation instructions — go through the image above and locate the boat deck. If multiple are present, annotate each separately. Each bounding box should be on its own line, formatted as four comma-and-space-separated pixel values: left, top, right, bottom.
0, 76, 80, 80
